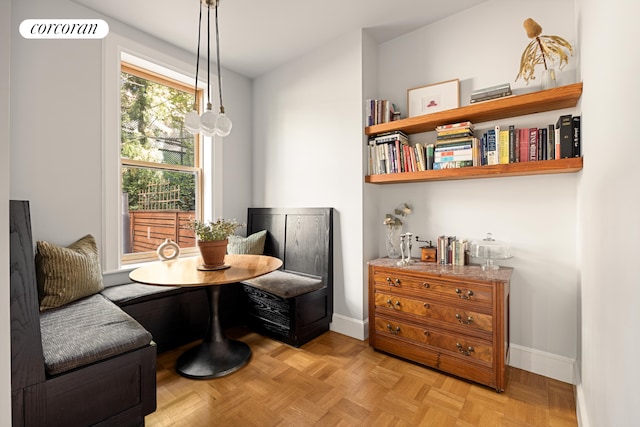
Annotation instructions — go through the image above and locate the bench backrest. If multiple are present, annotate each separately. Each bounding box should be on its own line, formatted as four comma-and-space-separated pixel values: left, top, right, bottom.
10, 200, 46, 423
247, 207, 333, 287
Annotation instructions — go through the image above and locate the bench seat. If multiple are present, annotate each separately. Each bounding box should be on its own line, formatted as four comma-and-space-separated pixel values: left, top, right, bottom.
40, 294, 152, 376
241, 270, 323, 298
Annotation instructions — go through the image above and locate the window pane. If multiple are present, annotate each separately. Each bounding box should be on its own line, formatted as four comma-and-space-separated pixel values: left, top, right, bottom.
120, 72, 195, 167
122, 166, 196, 255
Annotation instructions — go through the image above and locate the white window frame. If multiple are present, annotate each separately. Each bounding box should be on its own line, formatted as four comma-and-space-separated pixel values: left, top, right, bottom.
102, 32, 222, 274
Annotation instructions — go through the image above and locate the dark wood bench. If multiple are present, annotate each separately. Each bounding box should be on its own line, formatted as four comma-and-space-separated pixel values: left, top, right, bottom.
10, 200, 157, 427
240, 207, 333, 347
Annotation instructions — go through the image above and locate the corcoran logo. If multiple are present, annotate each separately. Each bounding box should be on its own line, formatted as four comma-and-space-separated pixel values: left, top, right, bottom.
19, 19, 109, 39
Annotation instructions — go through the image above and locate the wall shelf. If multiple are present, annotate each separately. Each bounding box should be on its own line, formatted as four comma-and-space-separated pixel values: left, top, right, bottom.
364, 82, 583, 184
365, 82, 582, 136
365, 157, 583, 184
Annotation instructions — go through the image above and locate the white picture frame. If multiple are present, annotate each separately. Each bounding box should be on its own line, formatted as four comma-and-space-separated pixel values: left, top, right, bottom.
407, 79, 460, 118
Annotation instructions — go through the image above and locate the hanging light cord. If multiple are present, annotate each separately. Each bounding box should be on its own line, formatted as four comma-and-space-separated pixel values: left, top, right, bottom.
215, 2, 224, 114
206, 4, 211, 110
192, 3, 203, 110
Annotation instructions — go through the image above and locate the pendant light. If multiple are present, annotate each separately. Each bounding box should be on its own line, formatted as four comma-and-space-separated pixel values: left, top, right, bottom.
185, 0, 232, 137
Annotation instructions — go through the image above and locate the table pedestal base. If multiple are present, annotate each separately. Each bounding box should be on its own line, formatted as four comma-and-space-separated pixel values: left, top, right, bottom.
176, 339, 251, 379
175, 286, 251, 379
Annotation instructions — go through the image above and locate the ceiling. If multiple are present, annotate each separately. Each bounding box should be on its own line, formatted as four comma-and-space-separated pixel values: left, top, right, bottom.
73, 0, 488, 78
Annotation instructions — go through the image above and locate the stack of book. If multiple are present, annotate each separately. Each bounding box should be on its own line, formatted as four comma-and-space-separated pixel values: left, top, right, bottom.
437, 235, 468, 265
470, 83, 512, 104
365, 99, 400, 126
434, 121, 479, 169
367, 131, 409, 175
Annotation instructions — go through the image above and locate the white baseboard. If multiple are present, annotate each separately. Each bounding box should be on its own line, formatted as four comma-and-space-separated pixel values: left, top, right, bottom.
330, 314, 368, 341
573, 364, 589, 427
508, 343, 576, 384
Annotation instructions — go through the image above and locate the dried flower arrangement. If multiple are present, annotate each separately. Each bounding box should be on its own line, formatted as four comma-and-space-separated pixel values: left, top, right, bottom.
383, 203, 412, 227
516, 18, 573, 84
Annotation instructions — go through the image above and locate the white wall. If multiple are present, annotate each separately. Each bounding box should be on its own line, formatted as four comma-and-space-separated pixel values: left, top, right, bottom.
374, 0, 580, 382
252, 31, 366, 338
9, 0, 252, 255
1, 0, 12, 423
577, 0, 640, 425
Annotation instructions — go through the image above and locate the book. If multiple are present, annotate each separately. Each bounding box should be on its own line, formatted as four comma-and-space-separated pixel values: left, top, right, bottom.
435, 136, 475, 145
425, 144, 435, 170
435, 146, 473, 162
538, 127, 547, 161
547, 124, 555, 160
499, 129, 510, 164
434, 142, 473, 152
556, 114, 573, 158
435, 121, 473, 132
470, 91, 513, 103
509, 125, 516, 163
519, 128, 529, 162
572, 115, 581, 157
529, 128, 538, 161
471, 83, 511, 97
486, 128, 498, 165
470, 83, 512, 103
433, 160, 473, 170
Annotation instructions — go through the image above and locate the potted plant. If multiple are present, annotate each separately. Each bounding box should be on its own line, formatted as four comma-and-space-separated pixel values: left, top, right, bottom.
187, 218, 244, 268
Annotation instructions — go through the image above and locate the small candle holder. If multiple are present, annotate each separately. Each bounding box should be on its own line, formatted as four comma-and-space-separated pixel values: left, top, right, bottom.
397, 232, 414, 266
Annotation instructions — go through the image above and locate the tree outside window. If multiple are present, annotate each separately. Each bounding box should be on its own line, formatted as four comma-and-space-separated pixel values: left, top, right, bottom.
120, 63, 202, 262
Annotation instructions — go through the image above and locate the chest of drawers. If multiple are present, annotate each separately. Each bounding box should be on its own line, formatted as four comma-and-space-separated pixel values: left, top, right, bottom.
368, 259, 512, 391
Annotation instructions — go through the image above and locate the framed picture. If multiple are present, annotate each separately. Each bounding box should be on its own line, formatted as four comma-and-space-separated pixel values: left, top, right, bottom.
407, 79, 460, 118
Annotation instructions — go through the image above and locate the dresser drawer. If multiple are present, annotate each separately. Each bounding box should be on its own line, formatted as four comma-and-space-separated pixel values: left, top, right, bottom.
374, 291, 493, 334
373, 317, 493, 364
373, 269, 493, 306
373, 333, 498, 390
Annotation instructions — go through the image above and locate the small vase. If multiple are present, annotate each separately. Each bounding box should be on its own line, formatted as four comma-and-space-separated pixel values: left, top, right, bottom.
157, 238, 180, 261
385, 226, 402, 259
541, 59, 558, 90
197, 239, 228, 268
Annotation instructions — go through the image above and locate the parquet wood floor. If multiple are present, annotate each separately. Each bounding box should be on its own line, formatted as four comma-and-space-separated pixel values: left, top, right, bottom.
146, 328, 577, 427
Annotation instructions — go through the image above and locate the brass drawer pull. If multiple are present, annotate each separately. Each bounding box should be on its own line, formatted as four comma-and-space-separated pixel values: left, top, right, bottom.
456, 343, 475, 356
386, 299, 401, 309
455, 288, 474, 299
423, 303, 430, 309
455, 313, 474, 324
386, 277, 401, 287
386, 324, 401, 335
422, 282, 430, 288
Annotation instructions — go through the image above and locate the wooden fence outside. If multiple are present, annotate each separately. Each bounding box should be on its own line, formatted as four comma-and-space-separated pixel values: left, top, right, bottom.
127, 210, 195, 254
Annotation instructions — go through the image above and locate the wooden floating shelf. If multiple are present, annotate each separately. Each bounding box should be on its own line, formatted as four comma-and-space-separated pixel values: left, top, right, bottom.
365, 157, 583, 184
365, 82, 583, 136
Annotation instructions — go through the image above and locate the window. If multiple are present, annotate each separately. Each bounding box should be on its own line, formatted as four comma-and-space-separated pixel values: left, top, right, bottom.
120, 63, 203, 263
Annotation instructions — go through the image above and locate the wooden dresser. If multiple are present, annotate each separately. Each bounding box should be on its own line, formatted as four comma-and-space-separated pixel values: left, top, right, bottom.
368, 258, 512, 391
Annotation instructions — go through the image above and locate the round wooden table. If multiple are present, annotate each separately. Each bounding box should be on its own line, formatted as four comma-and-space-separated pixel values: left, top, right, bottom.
129, 254, 282, 379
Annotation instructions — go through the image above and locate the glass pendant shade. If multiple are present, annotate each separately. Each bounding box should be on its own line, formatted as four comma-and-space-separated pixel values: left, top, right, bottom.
184, 110, 202, 135
184, 0, 231, 138
214, 113, 232, 137
199, 109, 218, 137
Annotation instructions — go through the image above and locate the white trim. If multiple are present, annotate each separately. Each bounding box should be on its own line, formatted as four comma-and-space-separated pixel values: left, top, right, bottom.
330, 314, 369, 341
508, 343, 576, 384
574, 364, 590, 427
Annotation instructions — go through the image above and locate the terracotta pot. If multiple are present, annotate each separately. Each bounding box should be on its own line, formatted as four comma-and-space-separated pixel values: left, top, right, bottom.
197, 239, 228, 267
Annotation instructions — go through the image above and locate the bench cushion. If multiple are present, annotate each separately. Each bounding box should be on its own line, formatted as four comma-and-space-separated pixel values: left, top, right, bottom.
101, 282, 181, 305
241, 270, 323, 299
40, 294, 152, 376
